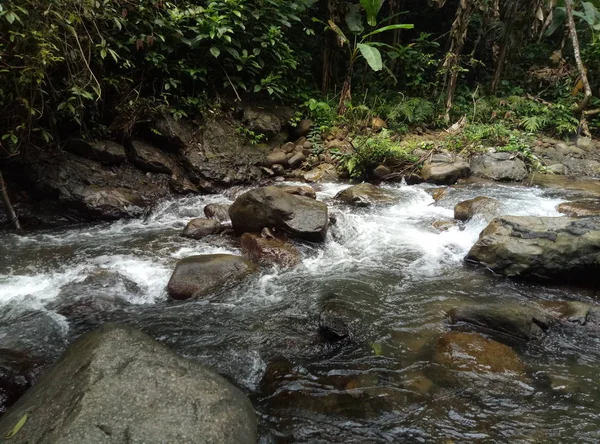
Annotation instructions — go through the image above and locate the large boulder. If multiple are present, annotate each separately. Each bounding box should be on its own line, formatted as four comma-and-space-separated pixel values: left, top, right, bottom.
128, 140, 174, 174
65, 139, 127, 165
0, 324, 257, 443
335, 183, 395, 207
557, 199, 600, 217
167, 254, 257, 300
454, 196, 499, 221
447, 304, 551, 341
229, 186, 329, 242
181, 218, 224, 239
240, 233, 300, 267
470, 151, 528, 182
421, 154, 470, 185
466, 216, 600, 285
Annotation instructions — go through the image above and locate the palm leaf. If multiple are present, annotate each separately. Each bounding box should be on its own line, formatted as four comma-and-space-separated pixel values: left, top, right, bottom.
357, 43, 382, 71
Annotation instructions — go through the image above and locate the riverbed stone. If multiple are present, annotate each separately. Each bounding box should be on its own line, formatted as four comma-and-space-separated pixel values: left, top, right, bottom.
0, 349, 45, 416
229, 186, 328, 242
240, 233, 300, 267
266, 151, 289, 167
335, 183, 395, 207
421, 154, 470, 185
434, 331, 526, 376
546, 163, 568, 175
181, 218, 224, 239
557, 199, 600, 217
447, 304, 551, 341
470, 151, 528, 182
65, 139, 127, 165
303, 164, 339, 182
167, 254, 257, 300
129, 139, 174, 174
288, 152, 306, 169
204, 203, 231, 223
0, 324, 257, 444
432, 220, 458, 231
242, 105, 292, 140
454, 196, 499, 221
275, 185, 316, 199
465, 216, 600, 285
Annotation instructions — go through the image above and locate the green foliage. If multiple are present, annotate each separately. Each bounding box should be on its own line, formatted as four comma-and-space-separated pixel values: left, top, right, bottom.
388, 97, 436, 127
235, 125, 266, 145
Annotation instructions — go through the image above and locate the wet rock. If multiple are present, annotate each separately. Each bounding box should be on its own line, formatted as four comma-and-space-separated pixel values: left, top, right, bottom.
465, 216, 600, 285
70, 185, 147, 220
454, 196, 499, 221
229, 186, 329, 242
148, 113, 194, 150
0, 349, 45, 416
288, 153, 306, 169
271, 164, 285, 176
557, 200, 600, 217
242, 105, 292, 140
432, 220, 458, 231
335, 183, 395, 207
204, 203, 231, 223
429, 187, 447, 201
422, 154, 470, 185
281, 142, 296, 154
434, 331, 526, 376
266, 151, 288, 167
275, 185, 316, 199
540, 301, 599, 326
317, 293, 362, 343
181, 218, 224, 239
65, 139, 127, 165
129, 139, 174, 174
470, 151, 528, 182
529, 174, 600, 197
0, 324, 257, 443
167, 254, 257, 300
303, 164, 339, 183
447, 304, 551, 341
373, 165, 392, 178
240, 233, 300, 267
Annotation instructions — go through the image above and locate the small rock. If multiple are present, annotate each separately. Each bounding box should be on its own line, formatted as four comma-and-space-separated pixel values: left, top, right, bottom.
281, 142, 296, 153
335, 183, 395, 207
204, 203, 231, 223
304, 164, 339, 183
271, 164, 285, 176
432, 220, 458, 231
275, 185, 316, 199
576, 136, 594, 150
429, 187, 447, 201
303, 141, 313, 150
373, 165, 392, 179
266, 151, 289, 166
167, 254, 257, 300
454, 196, 499, 221
546, 163, 568, 175
288, 152, 306, 169
240, 233, 300, 267
182, 218, 224, 239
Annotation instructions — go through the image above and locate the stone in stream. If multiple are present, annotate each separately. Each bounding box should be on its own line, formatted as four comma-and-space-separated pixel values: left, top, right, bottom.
229, 186, 329, 242
335, 183, 395, 207
275, 184, 317, 199
470, 151, 528, 182
167, 254, 257, 300
317, 293, 362, 343
465, 216, 600, 285
421, 154, 470, 185
434, 331, 526, 377
240, 233, 300, 268
557, 199, 600, 217
181, 218, 224, 239
0, 349, 46, 416
447, 304, 551, 341
454, 196, 499, 222
0, 324, 257, 444
203, 203, 231, 223
432, 220, 458, 231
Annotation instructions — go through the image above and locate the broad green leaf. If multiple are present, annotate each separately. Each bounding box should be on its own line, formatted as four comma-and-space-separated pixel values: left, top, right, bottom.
357, 43, 382, 71
327, 20, 347, 44
362, 23, 414, 39
5, 11, 17, 24
546, 7, 566, 36
5, 413, 28, 439
345, 4, 363, 34
210, 46, 220, 58
360, 0, 384, 27
582, 2, 600, 23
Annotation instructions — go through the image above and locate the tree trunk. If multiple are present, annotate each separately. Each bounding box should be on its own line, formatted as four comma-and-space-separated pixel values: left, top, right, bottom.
0, 170, 21, 230
338, 70, 352, 114
491, 0, 520, 93
565, 0, 592, 113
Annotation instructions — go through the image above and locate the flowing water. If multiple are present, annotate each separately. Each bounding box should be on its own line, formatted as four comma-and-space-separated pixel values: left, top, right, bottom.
1, 181, 600, 443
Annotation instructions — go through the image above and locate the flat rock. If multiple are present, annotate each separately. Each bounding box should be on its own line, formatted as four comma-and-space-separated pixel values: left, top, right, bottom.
275, 185, 316, 199
335, 183, 395, 207
432, 220, 458, 231
167, 254, 257, 300
0, 324, 257, 444
229, 186, 328, 242
65, 139, 127, 165
557, 199, 600, 217
304, 164, 339, 183
454, 196, 499, 221
129, 139, 174, 174
181, 218, 224, 239
466, 216, 600, 285
470, 152, 528, 182
422, 155, 470, 185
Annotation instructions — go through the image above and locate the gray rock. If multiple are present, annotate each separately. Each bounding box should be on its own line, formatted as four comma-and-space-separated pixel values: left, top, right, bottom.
292, 119, 313, 139
432, 220, 458, 231
373, 165, 392, 178
470, 152, 528, 182
65, 139, 127, 165
422, 155, 470, 185
281, 142, 296, 153
242, 105, 292, 140
448, 304, 551, 341
204, 203, 231, 223
271, 164, 285, 176
557, 200, 600, 217
466, 216, 600, 285
229, 186, 329, 242
335, 183, 395, 207
129, 140, 174, 174
181, 218, 224, 239
0, 349, 45, 416
454, 196, 499, 221
546, 163, 568, 175
240, 233, 300, 267
0, 324, 257, 444
266, 151, 289, 167
167, 254, 257, 300
576, 136, 594, 150
275, 185, 316, 199
288, 152, 306, 169
304, 164, 339, 182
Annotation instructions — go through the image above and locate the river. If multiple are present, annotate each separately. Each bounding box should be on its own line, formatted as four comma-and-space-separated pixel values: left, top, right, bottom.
1, 180, 600, 442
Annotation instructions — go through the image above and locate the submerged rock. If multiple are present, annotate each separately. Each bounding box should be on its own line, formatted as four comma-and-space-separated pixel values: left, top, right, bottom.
432, 220, 458, 231
557, 200, 600, 217
204, 203, 231, 223
240, 233, 300, 267
447, 304, 551, 341
229, 186, 328, 242
167, 254, 257, 300
422, 154, 470, 185
317, 293, 362, 343
181, 218, 224, 239
0, 324, 257, 443
466, 216, 600, 285
0, 350, 45, 416
470, 151, 528, 182
335, 183, 395, 207
454, 196, 499, 221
